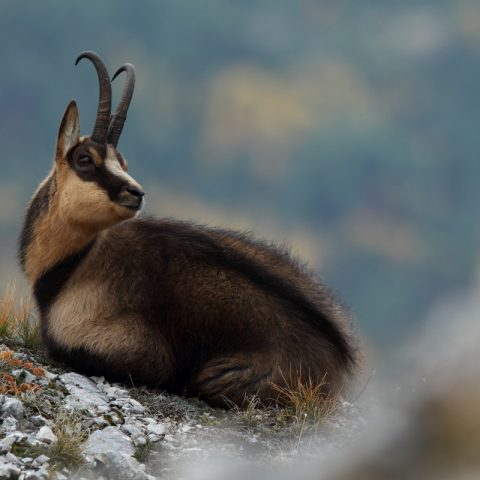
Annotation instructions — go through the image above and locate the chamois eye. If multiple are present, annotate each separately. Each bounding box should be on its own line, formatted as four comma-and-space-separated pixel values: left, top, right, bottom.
76, 155, 94, 170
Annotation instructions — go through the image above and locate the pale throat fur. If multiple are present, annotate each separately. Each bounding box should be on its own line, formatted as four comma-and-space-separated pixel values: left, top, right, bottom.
23, 143, 140, 285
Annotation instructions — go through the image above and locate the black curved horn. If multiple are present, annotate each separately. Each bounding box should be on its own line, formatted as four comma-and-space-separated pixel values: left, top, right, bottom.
107, 63, 136, 147
75, 51, 112, 143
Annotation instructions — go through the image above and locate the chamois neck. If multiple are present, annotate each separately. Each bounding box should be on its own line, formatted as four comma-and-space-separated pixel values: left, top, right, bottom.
20, 173, 99, 284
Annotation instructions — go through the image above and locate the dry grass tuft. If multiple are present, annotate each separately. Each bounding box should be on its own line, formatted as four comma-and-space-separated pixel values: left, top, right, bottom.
225, 394, 269, 432
226, 375, 338, 441
42, 411, 88, 472
15, 411, 87, 474
237, 394, 265, 429
273, 371, 339, 436
0, 287, 16, 339
0, 285, 41, 351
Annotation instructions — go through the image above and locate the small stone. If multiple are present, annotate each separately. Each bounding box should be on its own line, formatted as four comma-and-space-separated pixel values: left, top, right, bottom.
0, 463, 21, 479
2, 416, 18, 432
5, 452, 22, 465
132, 435, 147, 447
128, 404, 145, 415
24, 435, 41, 448
2, 398, 24, 419
148, 434, 162, 443
0, 434, 18, 454
33, 454, 50, 465
11, 369, 36, 384
93, 417, 110, 428
104, 386, 129, 399
60, 373, 109, 411
104, 411, 123, 425
43, 370, 57, 380
84, 427, 134, 457
25, 468, 49, 480
90, 376, 105, 384
96, 405, 110, 413
0, 432, 27, 454
35, 426, 57, 444
93, 453, 150, 480
59, 372, 98, 391
146, 423, 166, 436
83, 426, 151, 479
121, 423, 142, 437
30, 416, 47, 427
113, 388, 129, 398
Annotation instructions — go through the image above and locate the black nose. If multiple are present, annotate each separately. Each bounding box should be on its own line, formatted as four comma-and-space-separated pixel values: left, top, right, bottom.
124, 186, 145, 198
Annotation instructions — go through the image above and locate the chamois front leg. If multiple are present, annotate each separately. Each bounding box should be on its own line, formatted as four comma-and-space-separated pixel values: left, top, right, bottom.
189, 352, 279, 407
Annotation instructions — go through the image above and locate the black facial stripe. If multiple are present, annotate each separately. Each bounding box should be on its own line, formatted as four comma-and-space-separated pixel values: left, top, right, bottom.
67, 142, 106, 165
94, 164, 128, 201
67, 142, 129, 201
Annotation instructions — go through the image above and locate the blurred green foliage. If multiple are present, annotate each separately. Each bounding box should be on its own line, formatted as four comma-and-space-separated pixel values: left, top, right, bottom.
1, 0, 480, 344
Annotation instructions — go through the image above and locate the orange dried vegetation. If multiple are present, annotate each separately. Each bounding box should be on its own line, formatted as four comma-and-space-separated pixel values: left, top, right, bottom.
0, 347, 45, 396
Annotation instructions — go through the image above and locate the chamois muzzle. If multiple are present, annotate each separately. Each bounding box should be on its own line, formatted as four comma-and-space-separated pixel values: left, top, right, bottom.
118, 185, 145, 211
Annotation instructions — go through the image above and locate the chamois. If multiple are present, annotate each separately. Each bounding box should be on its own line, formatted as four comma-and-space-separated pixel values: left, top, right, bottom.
19, 52, 357, 407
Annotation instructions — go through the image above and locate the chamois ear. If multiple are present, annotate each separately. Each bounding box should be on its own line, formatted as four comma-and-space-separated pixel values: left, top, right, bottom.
56, 100, 80, 162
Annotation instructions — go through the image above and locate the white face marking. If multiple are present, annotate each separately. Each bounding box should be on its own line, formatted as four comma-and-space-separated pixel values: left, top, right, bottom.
105, 146, 141, 189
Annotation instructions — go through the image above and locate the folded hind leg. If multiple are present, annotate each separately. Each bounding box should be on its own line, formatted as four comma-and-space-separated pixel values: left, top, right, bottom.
190, 353, 276, 408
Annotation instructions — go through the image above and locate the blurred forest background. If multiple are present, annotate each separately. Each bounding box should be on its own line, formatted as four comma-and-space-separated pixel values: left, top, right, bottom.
1, 1, 480, 348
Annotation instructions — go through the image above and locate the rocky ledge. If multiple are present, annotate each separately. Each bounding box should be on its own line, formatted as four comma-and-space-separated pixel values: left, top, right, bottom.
0, 343, 175, 479
0, 344, 362, 480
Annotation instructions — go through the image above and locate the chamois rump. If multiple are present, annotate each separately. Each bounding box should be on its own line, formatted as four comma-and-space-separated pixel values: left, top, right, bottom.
19, 52, 357, 407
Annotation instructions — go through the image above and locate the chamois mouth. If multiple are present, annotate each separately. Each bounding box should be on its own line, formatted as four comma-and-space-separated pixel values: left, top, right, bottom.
117, 185, 145, 212
121, 202, 143, 212
117, 198, 144, 212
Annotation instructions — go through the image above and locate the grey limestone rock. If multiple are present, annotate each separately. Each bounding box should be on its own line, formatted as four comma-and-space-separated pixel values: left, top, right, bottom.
59, 372, 109, 410
2, 417, 18, 433
0, 434, 19, 454
32, 455, 49, 466
10, 370, 36, 385
146, 423, 166, 436
83, 426, 150, 480
24, 468, 48, 480
29, 416, 46, 427
84, 426, 134, 458
2, 398, 24, 420
0, 463, 21, 480
120, 423, 143, 437
35, 427, 57, 445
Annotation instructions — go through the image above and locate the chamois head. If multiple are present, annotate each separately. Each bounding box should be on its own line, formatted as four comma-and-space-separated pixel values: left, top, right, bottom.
55, 51, 144, 230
